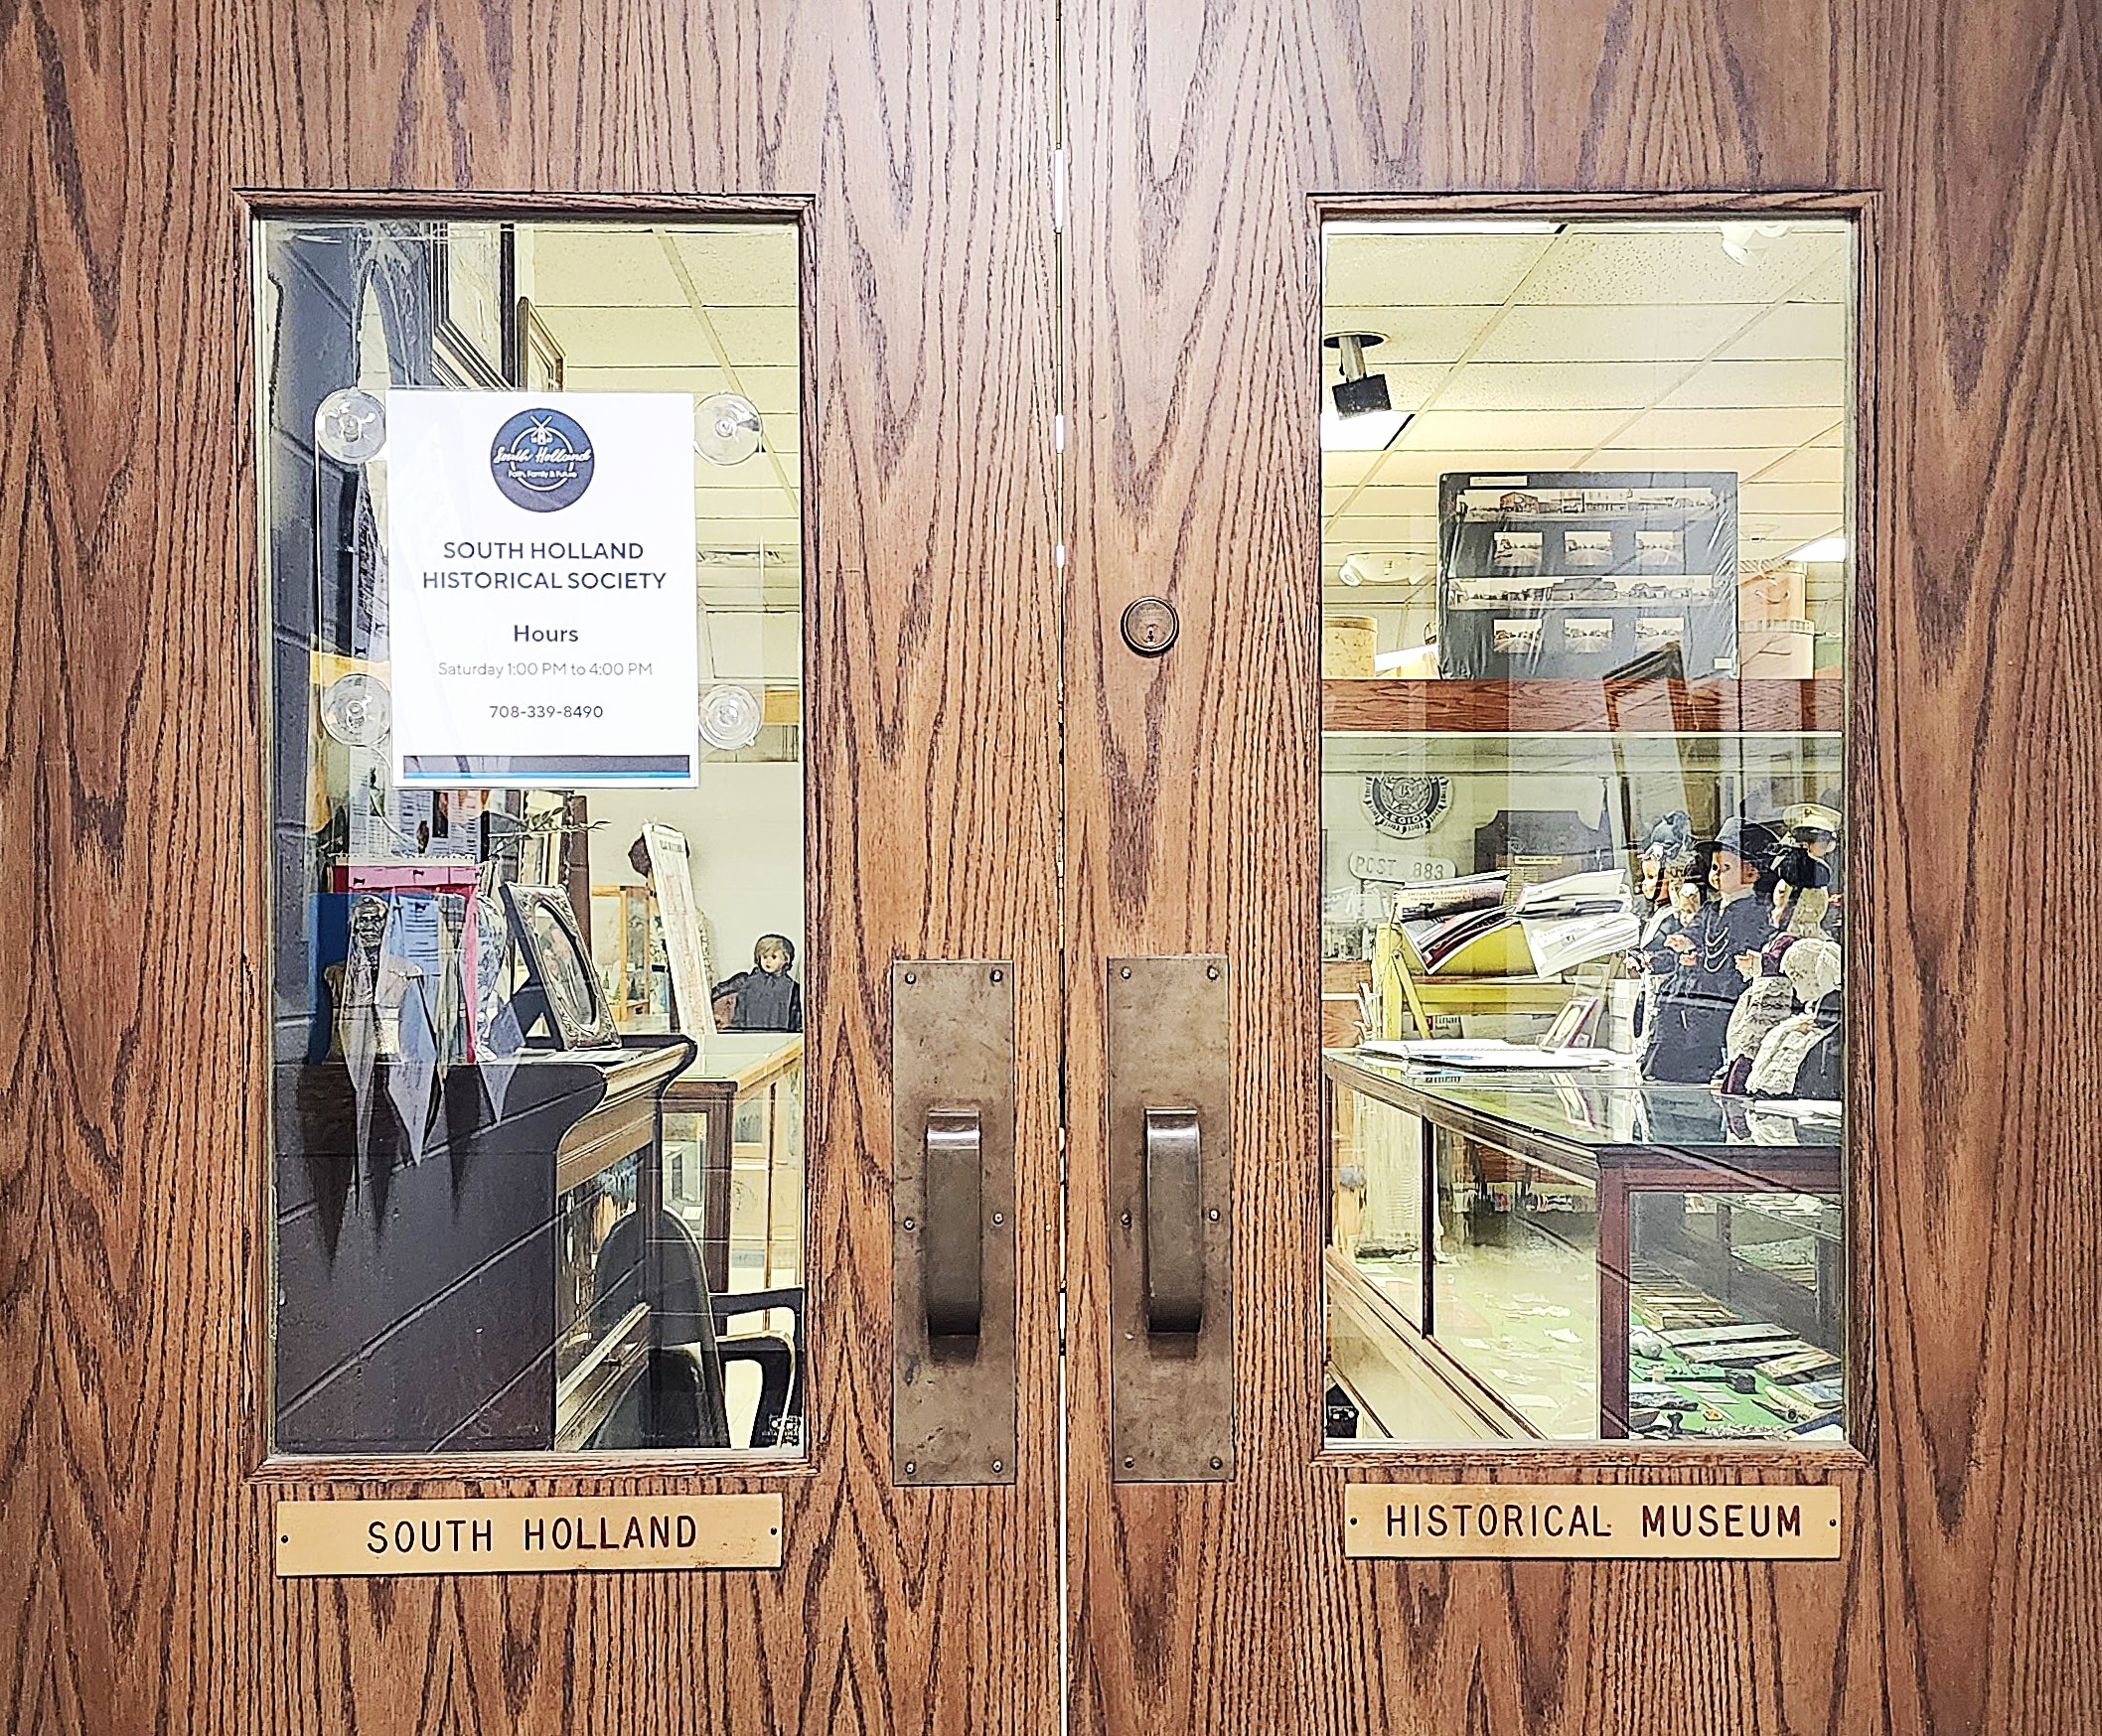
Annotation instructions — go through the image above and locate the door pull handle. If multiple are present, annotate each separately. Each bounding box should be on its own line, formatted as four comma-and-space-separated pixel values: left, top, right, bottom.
1142, 1107, 1205, 1335
923, 1107, 983, 1340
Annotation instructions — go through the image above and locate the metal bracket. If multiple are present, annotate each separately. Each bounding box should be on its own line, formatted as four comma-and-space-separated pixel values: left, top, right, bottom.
891, 960, 1017, 1486
1107, 955, 1234, 1481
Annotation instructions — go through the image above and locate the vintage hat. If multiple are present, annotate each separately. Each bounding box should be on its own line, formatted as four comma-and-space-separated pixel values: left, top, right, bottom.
1772, 843, 1833, 891
1783, 801, 1841, 839
1715, 818, 1780, 864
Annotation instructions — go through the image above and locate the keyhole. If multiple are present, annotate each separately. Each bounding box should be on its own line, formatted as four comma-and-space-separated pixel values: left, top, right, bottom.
1121, 597, 1179, 656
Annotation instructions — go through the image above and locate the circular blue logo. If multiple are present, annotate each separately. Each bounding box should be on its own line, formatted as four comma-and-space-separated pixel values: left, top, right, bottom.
489, 408, 595, 511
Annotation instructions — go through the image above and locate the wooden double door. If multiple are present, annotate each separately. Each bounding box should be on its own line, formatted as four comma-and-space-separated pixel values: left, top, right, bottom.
7, 1, 2101, 1733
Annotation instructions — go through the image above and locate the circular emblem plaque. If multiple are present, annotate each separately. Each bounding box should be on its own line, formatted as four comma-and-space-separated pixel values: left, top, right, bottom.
1362, 773, 1452, 839
489, 407, 596, 511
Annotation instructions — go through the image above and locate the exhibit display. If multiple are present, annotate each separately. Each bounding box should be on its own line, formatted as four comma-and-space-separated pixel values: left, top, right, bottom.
260, 216, 809, 1456
1318, 217, 1852, 1444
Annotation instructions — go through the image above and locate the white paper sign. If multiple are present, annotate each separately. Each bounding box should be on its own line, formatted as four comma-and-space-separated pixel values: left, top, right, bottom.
384, 390, 697, 787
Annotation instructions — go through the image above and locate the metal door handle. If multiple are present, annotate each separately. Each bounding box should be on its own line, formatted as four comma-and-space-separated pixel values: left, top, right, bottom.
923, 1107, 983, 1339
1143, 1106, 1204, 1334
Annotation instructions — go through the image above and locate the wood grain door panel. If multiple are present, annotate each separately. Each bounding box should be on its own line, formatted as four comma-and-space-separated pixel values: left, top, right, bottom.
1060, 2, 2102, 1734
0, 6, 1060, 1733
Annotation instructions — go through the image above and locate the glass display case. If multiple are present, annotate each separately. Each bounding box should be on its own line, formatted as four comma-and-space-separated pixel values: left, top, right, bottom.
1325, 1049, 1843, 1442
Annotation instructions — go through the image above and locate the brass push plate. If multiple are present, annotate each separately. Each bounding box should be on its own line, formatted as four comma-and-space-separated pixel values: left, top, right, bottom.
1107, 955, 1234, 1481
891, 960, 1018, 1486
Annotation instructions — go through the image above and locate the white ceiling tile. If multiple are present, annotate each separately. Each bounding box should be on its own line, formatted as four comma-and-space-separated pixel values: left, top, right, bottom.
663, 225, 800, 306
1719, 299, 1849, 362
700, 305, 801, 360
1321, 450, 1389, 488
1368, 447, 1590, 486
1746, 445, 1847, 485
1607, 405, 1841, 451
1468, 301, 1752, 363
1322, 514, 1436, 550
1432, 361, 1680, 411
1578, 448, 1795, 475
1397, 408, 1632, 453
1660, 359, 1846, 410
1517, 224, 1850, 306
534, 307, 714, 368
691, 487, 798, 518
1322, 304, 1505, 364
526, 226, 689, 307
1322, 232, 1556, 308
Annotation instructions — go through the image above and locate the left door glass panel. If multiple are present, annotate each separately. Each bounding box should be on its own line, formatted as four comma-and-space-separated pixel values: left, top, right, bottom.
259, 217, 807, 1456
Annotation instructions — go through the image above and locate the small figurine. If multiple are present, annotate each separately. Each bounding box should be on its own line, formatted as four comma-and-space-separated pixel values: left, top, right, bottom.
1746, 939, 1843, 1100
711, 934, 804, 1033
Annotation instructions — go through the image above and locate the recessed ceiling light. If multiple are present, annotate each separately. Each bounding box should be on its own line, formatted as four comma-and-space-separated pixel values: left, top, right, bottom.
1785, 533, 1847, 563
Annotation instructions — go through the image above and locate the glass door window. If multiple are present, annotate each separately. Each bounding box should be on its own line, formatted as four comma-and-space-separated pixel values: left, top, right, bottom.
1318, 217, 1854, 1445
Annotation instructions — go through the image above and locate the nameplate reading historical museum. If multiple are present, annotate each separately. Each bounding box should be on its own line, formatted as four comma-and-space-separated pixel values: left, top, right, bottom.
1343, 1484, 1841, 1560
275, 1496, 784, 1577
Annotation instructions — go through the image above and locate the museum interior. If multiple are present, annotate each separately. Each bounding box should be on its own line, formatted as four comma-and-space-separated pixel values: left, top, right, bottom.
1316, 217, 1850, 1445
260, 212, 1850, 1462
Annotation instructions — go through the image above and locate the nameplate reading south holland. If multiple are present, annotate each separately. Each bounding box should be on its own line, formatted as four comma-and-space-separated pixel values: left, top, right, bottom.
275, 1495, 783, 1577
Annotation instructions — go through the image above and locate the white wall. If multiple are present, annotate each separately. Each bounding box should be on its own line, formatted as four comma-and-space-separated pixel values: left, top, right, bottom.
586, 762, 804, 982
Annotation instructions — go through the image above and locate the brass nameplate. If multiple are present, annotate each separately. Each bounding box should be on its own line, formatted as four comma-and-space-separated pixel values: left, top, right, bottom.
1344, 1484, 1841, 1559
275, 1495, 784, 1577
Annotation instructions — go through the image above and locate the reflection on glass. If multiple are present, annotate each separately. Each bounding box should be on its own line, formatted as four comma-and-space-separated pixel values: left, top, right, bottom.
1319, 217, 1850, 1446
262, 217, 806, 1455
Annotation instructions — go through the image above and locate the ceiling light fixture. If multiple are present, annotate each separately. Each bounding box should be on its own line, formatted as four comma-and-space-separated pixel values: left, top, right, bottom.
1325, 331, 1391, 418
1785, 533, 1847, 563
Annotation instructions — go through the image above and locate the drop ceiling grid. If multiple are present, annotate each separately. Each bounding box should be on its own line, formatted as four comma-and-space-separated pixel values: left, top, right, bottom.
526, 221, 803, 567
1319, 222, 1854, 587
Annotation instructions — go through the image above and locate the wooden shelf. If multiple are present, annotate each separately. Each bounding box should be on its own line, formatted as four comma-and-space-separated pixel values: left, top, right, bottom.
1322, 677, 1841, 735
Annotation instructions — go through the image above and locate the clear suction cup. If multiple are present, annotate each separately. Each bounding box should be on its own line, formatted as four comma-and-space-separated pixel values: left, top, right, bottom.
695, 392, 763, 466
316, 388, 387, 463
698, 683, 763, 751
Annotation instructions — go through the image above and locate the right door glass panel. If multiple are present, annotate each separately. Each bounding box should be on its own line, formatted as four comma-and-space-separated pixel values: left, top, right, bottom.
1319, 217, 1852, 1445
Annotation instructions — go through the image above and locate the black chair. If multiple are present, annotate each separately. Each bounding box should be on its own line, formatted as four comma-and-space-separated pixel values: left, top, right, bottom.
589, 1208, 803, 1449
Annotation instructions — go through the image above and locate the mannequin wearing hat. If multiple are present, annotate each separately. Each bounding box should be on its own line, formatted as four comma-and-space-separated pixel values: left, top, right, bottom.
1641, 818, 1780, 1084
1716, 846, 1835, 1092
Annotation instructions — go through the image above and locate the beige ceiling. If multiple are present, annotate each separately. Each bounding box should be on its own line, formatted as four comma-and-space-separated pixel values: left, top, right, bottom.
525, 222, 802, 616
1321, 219, 1853, 602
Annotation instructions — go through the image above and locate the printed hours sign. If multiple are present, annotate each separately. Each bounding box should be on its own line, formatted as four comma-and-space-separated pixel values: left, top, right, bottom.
384, 390, 699, 787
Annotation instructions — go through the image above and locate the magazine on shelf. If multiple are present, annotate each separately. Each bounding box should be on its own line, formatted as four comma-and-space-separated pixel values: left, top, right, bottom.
1394, 866, 1636, 976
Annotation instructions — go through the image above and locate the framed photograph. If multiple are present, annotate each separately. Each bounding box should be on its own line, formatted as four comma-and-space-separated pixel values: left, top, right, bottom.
501, 882, 619, 1050
641, 822, 717, 1058
426, 219, 513, 388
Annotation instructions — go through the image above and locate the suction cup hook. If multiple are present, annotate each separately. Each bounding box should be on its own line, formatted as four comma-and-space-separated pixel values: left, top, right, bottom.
695, 392, 764, 466
316, 388, 386, 464
699, 683, 763, 750
319, 671, 391, 747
